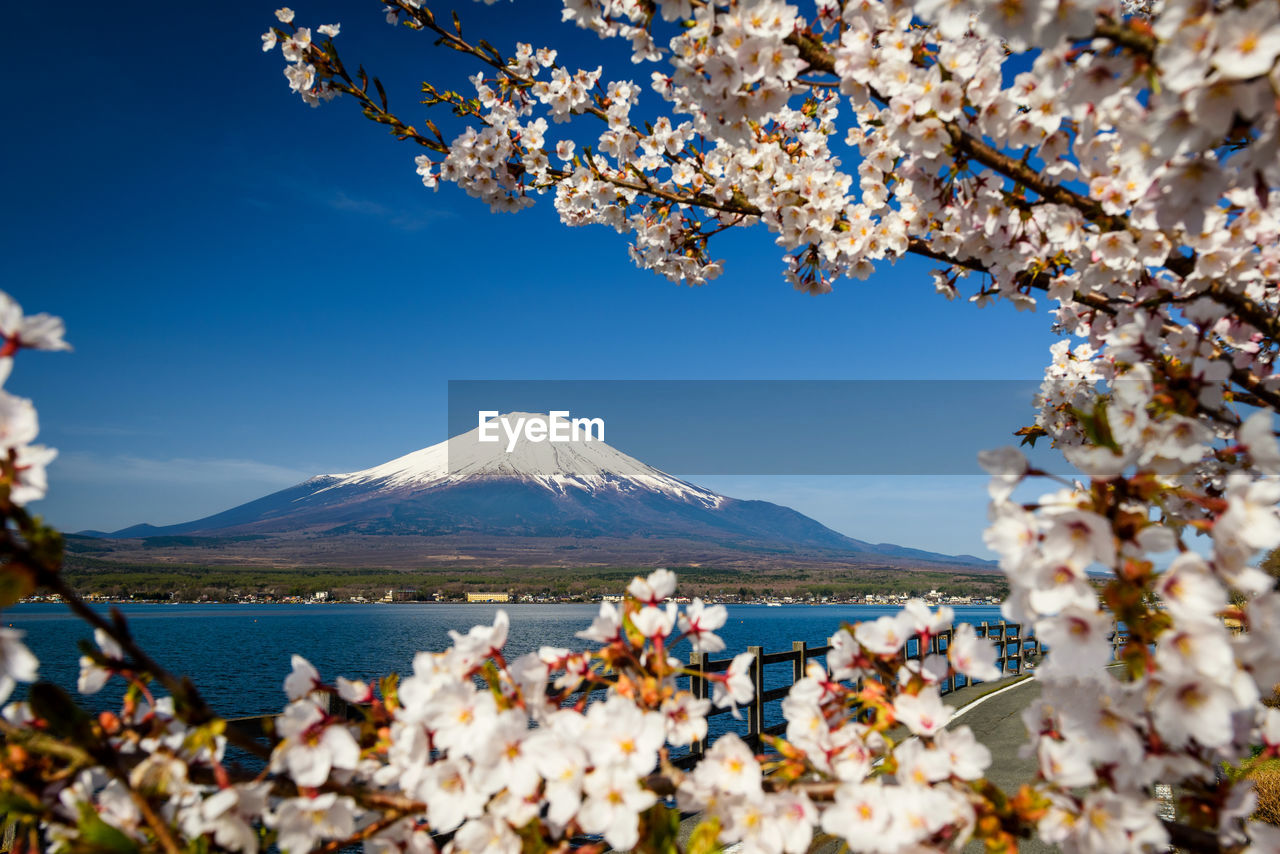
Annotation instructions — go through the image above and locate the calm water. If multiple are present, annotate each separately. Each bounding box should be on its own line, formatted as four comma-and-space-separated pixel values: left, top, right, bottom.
5, 603, 1009, 726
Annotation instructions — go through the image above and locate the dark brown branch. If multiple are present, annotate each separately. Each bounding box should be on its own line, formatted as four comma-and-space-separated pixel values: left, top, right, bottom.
29, 566, 273, 763
316, 13, 1280, 417
1203, 280, 1280, 340
1094, 18, 1158, 57
1162, 819, 1238, 854
315, 811, 412, 854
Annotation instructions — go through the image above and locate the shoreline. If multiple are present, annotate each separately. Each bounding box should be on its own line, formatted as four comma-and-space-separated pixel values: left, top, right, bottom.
12, 597, 1005, 608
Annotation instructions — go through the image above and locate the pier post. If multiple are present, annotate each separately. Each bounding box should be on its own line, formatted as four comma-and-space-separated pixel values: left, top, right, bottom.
995, 621, 1007, 674
1005, 623, 1019, 675
689, 651, 710, 758
747, 646, 764, 749
938, 629, 953, 694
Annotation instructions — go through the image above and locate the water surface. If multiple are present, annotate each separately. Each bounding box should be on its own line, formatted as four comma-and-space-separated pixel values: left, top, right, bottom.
6, 602, 1011, 721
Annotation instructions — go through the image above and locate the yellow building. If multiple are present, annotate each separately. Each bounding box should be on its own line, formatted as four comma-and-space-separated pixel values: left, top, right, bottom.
465, 592, 511, 603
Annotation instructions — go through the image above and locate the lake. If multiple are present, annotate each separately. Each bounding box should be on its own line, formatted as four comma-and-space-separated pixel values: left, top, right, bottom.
5, 602, 1012, 725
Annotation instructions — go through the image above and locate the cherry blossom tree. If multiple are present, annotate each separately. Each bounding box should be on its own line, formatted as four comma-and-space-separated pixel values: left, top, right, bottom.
3, 0, 1280, 851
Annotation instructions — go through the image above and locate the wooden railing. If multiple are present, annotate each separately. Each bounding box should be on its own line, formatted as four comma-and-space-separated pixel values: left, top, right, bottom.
1111, 625, 1130, 658
678, 621, 1045, 763
223, 620, 1137, 766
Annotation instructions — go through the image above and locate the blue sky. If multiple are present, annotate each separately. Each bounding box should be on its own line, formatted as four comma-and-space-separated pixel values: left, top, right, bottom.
2, 1, 1062, 554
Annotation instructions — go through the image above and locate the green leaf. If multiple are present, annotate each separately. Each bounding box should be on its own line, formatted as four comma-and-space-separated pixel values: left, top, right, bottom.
379, 672, 400, 710
1014, 424, 1047, 448
72, 804, 140, 854
0, 791, 40, 817
513, 818, 549, 854
635, 803, 681, 854
1091, 401, 1120, 452
686, 816, 723, 854
0, 562, 36, 607
28, 682, 95, 745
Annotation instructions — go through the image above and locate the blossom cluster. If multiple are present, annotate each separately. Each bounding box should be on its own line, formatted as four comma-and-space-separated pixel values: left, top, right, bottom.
268, 0, 1280, 309
0, 293, 67, 508
974, 378, 1280, 850
0, 289, 67, 711
262, 7, 341, 107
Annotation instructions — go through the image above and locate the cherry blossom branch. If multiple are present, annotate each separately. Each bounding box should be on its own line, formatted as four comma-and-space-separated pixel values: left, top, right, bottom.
1093, 17, 1158, 56
1163, 820, 1236, 854
314, 811, 413, 854
909, 239, 1280, 414
315, 6, 1280, 383
0, 712, 183, 854
391, 2, 613, 125
1202, 280, 1280, 341
785, 29, 1129, 232
116, 773, 184, 854
0, 718, 95, 767
790, 22, 1279, 352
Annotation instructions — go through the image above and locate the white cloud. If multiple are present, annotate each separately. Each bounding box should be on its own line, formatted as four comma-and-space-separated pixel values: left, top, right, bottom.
41, 453, 320, 532
51, 424, 157, 438
688, 474, 995, 557
328, 190, 452, 231
53, 452, 314, 487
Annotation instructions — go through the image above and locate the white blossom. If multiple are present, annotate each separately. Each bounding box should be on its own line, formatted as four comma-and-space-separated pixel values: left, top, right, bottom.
78, 628, 123, 694
0, 628, 38, 705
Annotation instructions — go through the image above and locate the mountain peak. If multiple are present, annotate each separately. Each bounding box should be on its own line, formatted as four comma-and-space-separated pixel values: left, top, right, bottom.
314, 412, 723, 506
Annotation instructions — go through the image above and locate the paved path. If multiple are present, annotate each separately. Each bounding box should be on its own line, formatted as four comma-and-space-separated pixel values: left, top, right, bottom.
945, 675, 1044, 796
945, 676, 1056, 853
673, 673, 1056, 853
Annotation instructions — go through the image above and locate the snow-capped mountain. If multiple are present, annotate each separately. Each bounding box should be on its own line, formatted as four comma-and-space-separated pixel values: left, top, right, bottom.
93, 413, 991, 569
309, 412, 724, 507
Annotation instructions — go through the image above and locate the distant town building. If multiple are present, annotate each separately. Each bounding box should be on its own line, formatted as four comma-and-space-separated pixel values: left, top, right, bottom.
466, 592, 510, 603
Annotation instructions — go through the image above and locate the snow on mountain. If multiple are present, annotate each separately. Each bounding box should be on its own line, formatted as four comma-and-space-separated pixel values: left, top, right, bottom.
309, 412, 723, 507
